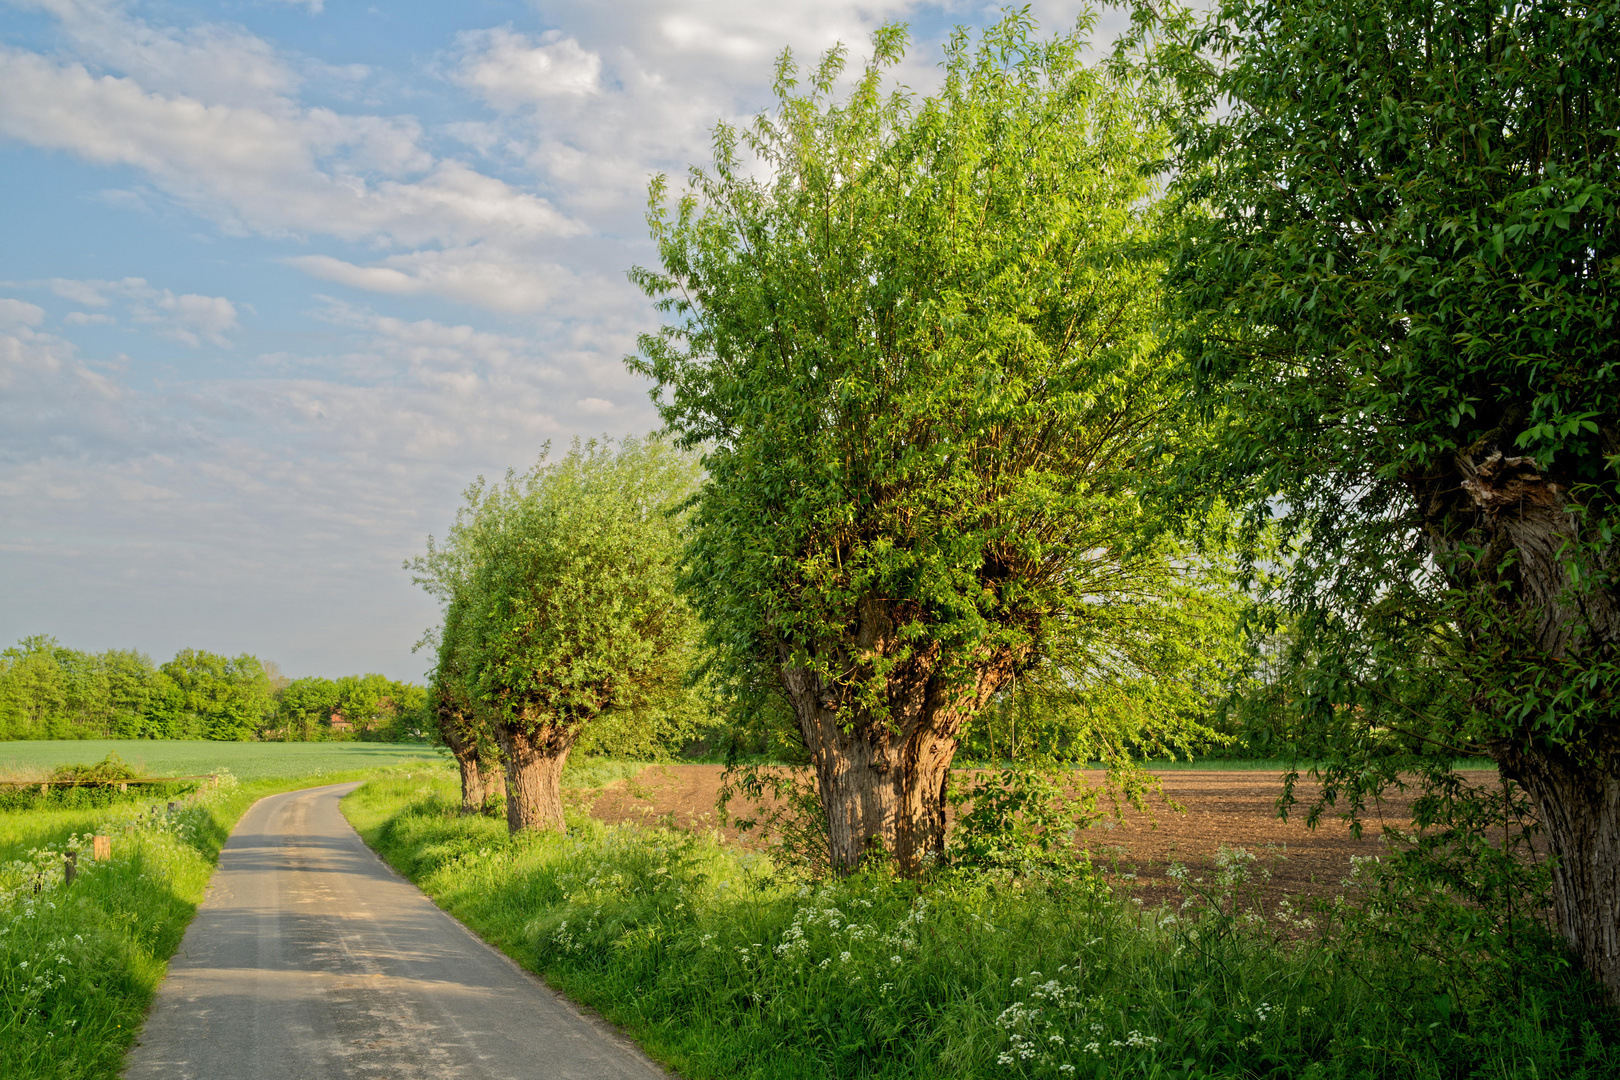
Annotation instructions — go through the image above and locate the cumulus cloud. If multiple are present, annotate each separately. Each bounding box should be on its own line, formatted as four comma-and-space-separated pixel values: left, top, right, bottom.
10, 0, 302, 106
0, 298, 47, 330
47, 278, 122, 306
133, 291, 240, 347
286, 246, 618, 315
0, 46, 576, 246
454, 28, 603, 108
13, 277, 241, 347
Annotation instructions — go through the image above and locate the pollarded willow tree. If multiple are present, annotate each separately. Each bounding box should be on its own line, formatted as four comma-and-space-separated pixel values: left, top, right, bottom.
429, 597, 505, 814
421, 436, 703, 834
1122, 0, 1620, 997
410, 482, 510, 813
629, 14, 1240, 875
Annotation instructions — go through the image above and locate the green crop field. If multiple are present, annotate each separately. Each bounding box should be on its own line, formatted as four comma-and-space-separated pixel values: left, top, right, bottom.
0, 740, 449, 781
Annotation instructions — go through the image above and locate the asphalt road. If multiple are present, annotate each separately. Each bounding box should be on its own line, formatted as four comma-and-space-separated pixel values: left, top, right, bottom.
124, 783, 671, 1080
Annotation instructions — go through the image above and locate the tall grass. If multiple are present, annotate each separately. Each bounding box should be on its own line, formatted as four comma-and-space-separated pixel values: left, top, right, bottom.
0, 768, 384, 1078
346, 771, 1617, 1080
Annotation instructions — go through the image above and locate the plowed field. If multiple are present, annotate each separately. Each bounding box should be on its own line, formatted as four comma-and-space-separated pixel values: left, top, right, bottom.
586, 764, 1490, 909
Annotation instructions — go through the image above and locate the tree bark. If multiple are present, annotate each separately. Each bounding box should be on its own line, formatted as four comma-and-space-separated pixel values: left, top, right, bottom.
456, 753, 506, 813
1408, 441, 1620, 1000
435, 705, 503, 814
496, 722, 576, 835
1496, 735, 1620, 999
780, 603, 1021, 876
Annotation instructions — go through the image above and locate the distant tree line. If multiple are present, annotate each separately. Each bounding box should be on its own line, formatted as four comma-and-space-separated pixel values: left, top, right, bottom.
0, 636, 429, 742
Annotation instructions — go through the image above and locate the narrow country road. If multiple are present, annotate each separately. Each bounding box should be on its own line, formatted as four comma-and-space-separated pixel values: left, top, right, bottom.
124, 783, 670, 1080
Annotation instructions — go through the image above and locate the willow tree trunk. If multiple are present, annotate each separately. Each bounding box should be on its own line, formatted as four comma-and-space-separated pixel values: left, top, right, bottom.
1414, 444, 1620, 1000
496, 723, 577, 835
781, 629, 1017, 876
436, 706, 503, 814
1496, 736, 1620, 999
457, 753, 505, 813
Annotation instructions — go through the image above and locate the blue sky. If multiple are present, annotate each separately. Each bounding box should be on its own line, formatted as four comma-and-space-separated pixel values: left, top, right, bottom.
0, 0, 1119, 682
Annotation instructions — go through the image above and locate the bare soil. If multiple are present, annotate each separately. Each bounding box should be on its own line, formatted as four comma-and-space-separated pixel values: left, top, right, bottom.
585, 764, 1463, 909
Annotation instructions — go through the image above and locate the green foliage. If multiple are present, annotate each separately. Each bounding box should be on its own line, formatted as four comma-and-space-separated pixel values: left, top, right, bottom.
417, 435, 706, 757
468, 437, 700, 744
630, 12, 1250, 829
144, 649, 273, 740
349, 773, 1620, 1079
1117, 0, 1620, 986
946, 766, 1103, 876
272, 673, 429, 742
46, 752, 142, 785
0, 636, 430, 744
0, 638, 161, 740
0, 753, 168, 812
1117, 0, 1620, 749
275, 676, 341, 740
717, 765, 832, 875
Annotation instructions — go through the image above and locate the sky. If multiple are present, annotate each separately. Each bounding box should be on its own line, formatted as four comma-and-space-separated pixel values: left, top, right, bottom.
0, 0, 1127, 683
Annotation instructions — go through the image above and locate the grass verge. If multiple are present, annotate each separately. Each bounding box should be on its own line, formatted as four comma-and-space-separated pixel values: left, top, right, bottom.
346, 770, 1618, 1080
0, 766, 391, 1078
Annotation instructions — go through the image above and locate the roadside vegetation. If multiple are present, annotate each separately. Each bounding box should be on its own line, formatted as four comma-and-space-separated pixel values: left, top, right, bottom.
0, 759, 446, 1079
347, 770, 1620, 1080
398, 0, 1620, 1040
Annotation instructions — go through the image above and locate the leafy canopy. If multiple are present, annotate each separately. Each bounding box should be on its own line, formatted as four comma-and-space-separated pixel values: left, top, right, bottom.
428, 436, 705, 756
1117, 0, 1620, 783
630, 12, 1245, 745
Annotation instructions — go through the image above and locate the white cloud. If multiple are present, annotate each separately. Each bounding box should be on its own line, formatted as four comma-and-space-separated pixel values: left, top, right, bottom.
286, 246, 613, 314
11, 0, 302, 106
10, 278, 240, 346
132, 291, 240, 347
454, 28, 603, 109
0, 47, 578, 247
0, 298, 47, 330
48, 277, 126, 306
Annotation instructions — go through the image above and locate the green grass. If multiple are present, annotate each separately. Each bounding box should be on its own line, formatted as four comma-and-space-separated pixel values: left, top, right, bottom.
0, 740, 448, 780
345, 771, 1618, 1080
0, 762, 444, 1078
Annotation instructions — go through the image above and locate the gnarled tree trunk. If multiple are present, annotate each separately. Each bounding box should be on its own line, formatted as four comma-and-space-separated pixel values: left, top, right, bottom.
456, 751, 505, 813
780, 606, 1022, 876
1410, 441, 1620, 1000
1497, 735, 1620, 999
496, 722, 577, 834
436, 704, 504, 814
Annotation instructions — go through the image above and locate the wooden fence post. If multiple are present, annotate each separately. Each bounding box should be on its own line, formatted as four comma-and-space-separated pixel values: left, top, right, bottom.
92, 835, 111, 860
63, 850, 78, 885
